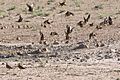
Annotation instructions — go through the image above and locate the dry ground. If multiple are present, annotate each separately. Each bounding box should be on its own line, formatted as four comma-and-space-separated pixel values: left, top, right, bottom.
0, 0, 120, 80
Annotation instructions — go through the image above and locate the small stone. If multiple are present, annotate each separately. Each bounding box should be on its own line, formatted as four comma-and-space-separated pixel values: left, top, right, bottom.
1, 27, 3, 29
18, 25, 21, 28
41, 48, 49, 52
16, 37, 21, 41
53, 41, 59, 45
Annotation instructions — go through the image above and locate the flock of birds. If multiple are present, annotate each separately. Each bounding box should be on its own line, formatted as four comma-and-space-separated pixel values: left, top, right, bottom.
15, 0, 113, 44
3, 0, 114, 69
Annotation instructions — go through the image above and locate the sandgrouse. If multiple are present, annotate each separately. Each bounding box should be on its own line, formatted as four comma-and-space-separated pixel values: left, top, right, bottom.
6, 63, 13, 69
18, 63, 25, 69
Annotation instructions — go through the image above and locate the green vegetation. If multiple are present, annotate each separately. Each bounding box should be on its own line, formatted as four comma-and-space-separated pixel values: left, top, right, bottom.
74, 0, 81, 7
47, 0, 54, 5
32, 8, 49, 17
94, 4, 103, 10
0, 10, 6, 17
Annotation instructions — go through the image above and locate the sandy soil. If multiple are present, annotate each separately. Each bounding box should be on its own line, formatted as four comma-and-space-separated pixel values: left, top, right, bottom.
0, 0, 120, 80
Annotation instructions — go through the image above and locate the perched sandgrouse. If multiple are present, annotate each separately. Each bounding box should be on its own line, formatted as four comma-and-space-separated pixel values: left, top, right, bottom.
26, 3, 33, 12
17, 15, 23, 22
18, 63, 25, 69
6, 63, 13, 69
59, 0, 66, 6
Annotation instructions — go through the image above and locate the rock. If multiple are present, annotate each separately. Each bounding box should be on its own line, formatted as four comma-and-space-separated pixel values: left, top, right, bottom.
16, 37, 21, 41
72, 42, 87, 50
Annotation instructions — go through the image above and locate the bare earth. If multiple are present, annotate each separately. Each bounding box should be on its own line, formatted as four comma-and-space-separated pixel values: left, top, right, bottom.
0, 0, 120, 80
